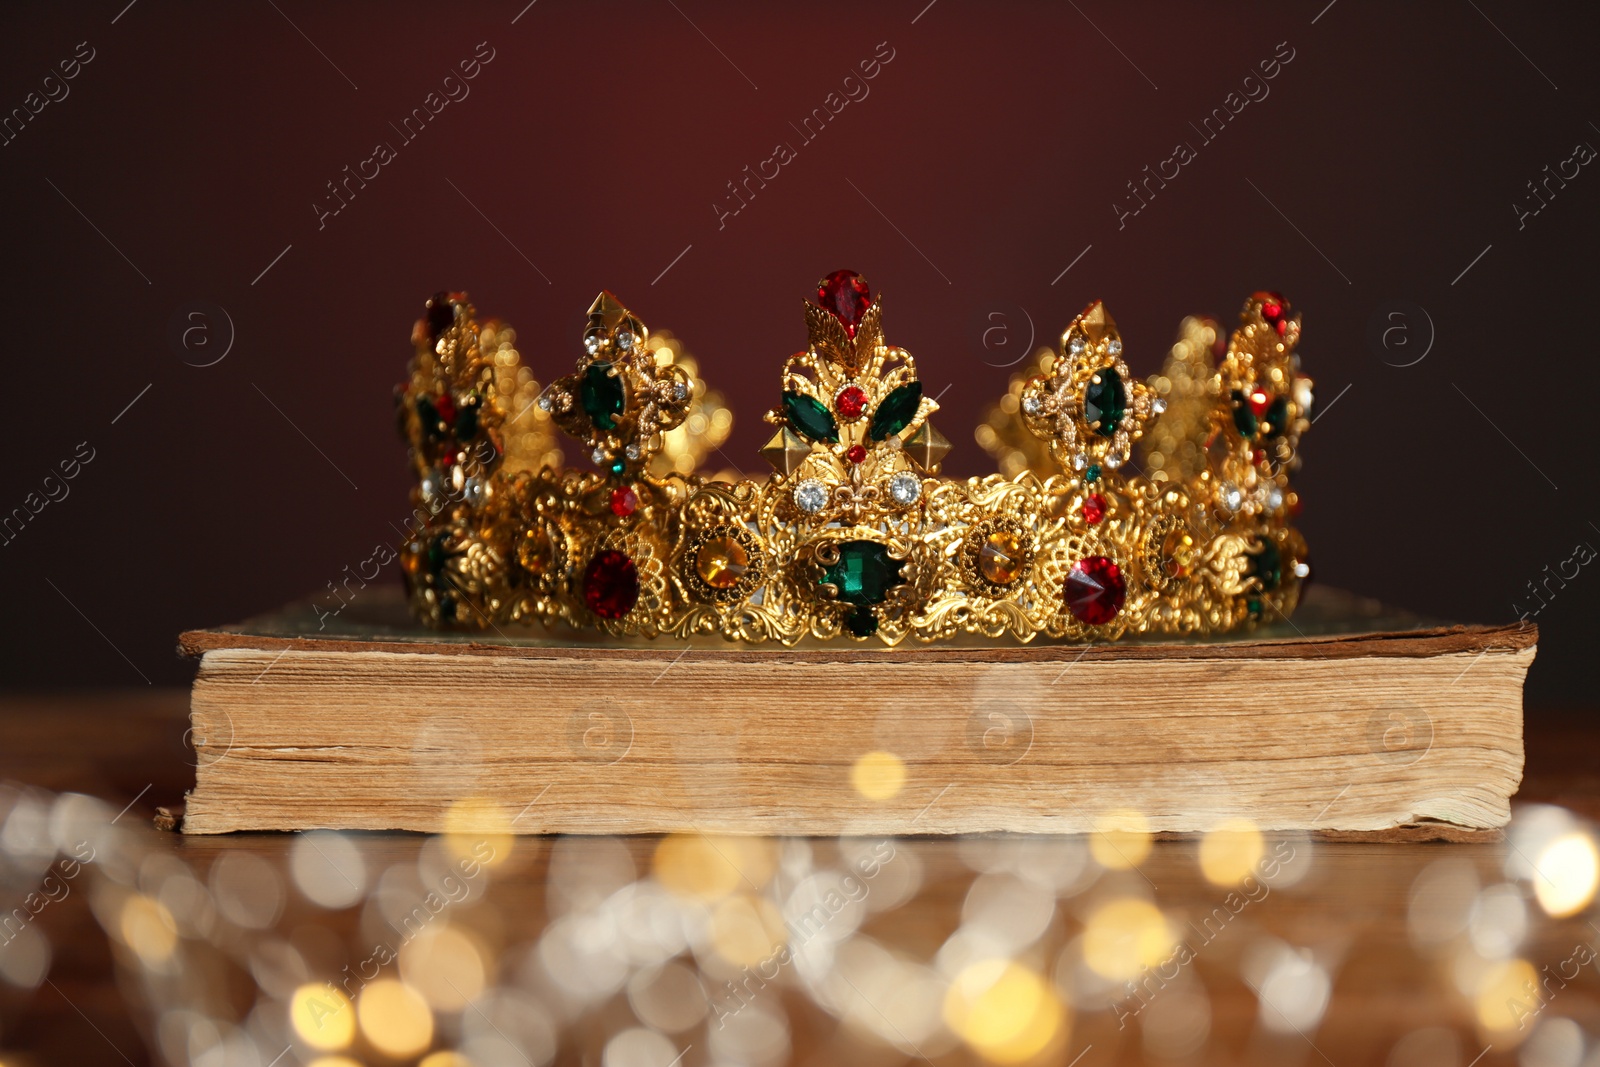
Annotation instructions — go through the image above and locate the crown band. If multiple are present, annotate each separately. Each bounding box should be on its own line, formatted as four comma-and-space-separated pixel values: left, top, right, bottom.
395, 273, 1313, 644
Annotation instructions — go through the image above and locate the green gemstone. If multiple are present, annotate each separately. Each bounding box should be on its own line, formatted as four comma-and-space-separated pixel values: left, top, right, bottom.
1248, 538, 1282, 591
1085, 464, 1101, 483
416, 396, 443, 441
870, 381, 923, 442
608, 459, 627, 477
427, 534, 450, 574
821, 540, 904, 606
455, 399, 479, 441
844, 606, 879, 637
1083, 368, 1126, 438
1262, 395, 1289, 439
783, 390, 838, 443
1246, 597, 1262, 619
581, 362, 625, 431
1231, 389, 1257, 439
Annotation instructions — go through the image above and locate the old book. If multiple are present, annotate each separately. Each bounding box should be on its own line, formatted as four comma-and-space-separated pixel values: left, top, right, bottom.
176, 586, 1533, 838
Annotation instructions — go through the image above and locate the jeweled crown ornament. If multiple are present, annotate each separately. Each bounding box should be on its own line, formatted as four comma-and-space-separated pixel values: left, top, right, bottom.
396, 272, 1313, 643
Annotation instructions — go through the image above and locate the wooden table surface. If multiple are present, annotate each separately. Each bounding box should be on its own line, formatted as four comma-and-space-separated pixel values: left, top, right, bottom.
0, 691, 1596, 1067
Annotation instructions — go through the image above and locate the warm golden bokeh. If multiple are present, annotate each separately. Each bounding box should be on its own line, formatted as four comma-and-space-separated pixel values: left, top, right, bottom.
357, 979, 435, 1058
399, 925, 490, 1012
1083, 898, 1178, 981
943, 960, 1067, 1064
1090, 809, 1153, 870
1531, 832, 1599, 918
118, 895, 178, 966
851, 750, 908, 801
290, 985, 355, 1051
653, 834, 774, 900
1198, 818, 1265, 886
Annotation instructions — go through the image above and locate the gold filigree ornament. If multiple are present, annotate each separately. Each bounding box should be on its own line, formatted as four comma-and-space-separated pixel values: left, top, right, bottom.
397, 274, 1314, 643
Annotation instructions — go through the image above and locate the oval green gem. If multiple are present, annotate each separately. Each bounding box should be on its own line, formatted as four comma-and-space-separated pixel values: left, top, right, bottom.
1262, 395, 1289, 439
1231, 389, 1257, 439
783, 390, 838, 443
869, 381, 922, 442
1248, 537, 1282, 591
581, 362, 625, 431
1084, 368, 1126, 439
821, 540, 905, 606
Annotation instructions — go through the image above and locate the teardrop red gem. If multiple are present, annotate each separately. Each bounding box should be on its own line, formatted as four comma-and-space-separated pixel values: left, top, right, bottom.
817, 270, 871, 338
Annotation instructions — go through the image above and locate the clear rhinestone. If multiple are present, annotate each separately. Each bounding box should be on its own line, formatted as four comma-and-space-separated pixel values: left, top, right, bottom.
536, 394, 553, 412
889, 472, 921, 505
1022, 394, 1043, 416
625, 443, 642, 460
794, 479, 829, 514
463, 477, 485, 504
1221, 483, 1243, 512
1104, 453, 1123, 470
1293, 562, 1311, 578
615, 329, 634, 351
887, 435, 903, 451
673, 381, 688, 401
584, 334, 602, 355
1108, 339, 1123, 356
1265, 486, 1284, 510
1071, 453, 1088, 471
591, 448, 608, 466
1151, 397, 1167, 415
1068, 335, 1087, 356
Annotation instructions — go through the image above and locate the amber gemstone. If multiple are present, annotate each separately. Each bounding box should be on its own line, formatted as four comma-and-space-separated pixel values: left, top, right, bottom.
695, 535, 750, 590
582, 550, 639, 619
979, 529, 1028, 586
517, 532, 550, 577
817, 270, 871, 337
1065, 555, 1125, 625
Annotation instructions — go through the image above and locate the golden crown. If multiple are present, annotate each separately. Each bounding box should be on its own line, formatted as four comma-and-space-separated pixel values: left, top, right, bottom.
394, 271, 1313, 644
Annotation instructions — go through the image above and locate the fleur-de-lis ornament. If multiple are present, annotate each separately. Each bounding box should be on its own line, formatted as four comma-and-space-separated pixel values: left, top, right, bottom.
761, 270, 951, 523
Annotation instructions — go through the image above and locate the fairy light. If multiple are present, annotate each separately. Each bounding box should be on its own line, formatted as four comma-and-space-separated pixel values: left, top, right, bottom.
5, 776, 1595, 1067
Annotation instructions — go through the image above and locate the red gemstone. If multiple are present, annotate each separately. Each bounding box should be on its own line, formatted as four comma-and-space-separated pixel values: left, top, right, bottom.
610, 485, 638, 517
846, 444, 868, 464
836, 385, 867, 420
817, 270, 871, 338
1248, 389, 1271, 418
1082, 493, 1107, 525
1065, 556, 1125, 625
1257, 291, 1289, 336
582, 550, 638, 619
435, 392, 457, 425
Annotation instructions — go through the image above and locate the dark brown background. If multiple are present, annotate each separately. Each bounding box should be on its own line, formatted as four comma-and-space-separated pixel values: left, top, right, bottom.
1, 1, 1594, 706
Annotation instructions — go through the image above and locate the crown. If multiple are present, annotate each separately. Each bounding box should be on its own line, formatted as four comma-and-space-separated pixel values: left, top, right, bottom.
395, 272, 1313, 644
